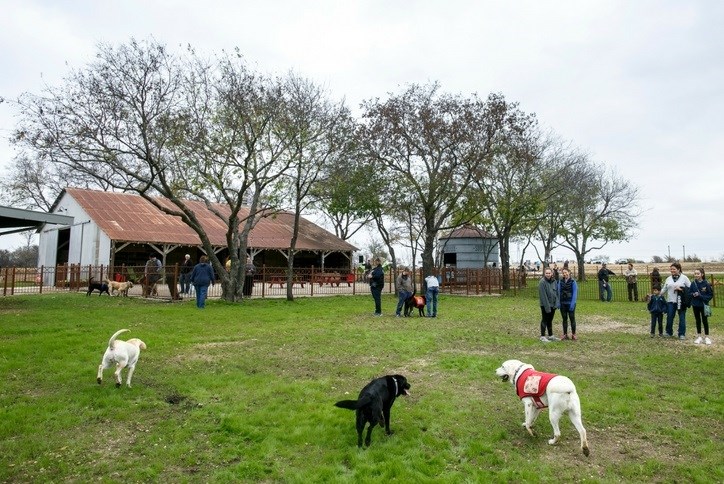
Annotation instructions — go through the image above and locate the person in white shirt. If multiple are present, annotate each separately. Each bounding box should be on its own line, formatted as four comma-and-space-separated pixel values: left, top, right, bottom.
660, 262, 691, 339
424, 274, 440, 318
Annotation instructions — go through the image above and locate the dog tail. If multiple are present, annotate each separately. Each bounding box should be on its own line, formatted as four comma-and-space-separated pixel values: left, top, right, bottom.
334, 400, 358, 410
108, 329, 130, 349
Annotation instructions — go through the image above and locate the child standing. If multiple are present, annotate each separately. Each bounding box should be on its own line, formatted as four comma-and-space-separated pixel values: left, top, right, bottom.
647, 286, 667, 337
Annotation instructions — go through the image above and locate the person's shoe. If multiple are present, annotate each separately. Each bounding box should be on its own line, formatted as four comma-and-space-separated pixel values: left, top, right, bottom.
664, 334, 673, 338
678, 335, 686, 340
658, 334, 663, 338
539, 336, 550, 343
547, 335, 560, 341
561, 334, 569, 340
374, 312, 382, 317
571, 334, 577, 341
705, 336, 712, 345
650, 333, 655, 338
694, 336, 703, 344
396, 314, 401, 318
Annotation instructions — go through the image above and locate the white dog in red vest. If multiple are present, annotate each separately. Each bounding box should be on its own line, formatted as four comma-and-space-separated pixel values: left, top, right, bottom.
495, 359, 590, 456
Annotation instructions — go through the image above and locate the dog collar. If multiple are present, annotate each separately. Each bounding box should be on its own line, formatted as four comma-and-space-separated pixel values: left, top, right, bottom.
512, 364, 527, 384
391, 376, 398, 396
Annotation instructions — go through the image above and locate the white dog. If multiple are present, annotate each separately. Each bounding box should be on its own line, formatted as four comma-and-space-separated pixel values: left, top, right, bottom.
97, 329, 147, 388
495, 359, 590, 456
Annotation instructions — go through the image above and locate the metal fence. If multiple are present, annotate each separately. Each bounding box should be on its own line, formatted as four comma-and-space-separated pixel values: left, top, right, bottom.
0, 264, 521, 299
3, 264, 717, 307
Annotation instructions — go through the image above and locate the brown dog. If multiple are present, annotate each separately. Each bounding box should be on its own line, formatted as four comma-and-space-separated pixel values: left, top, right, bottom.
106, 279, 134, 297
404, 292, 426, 317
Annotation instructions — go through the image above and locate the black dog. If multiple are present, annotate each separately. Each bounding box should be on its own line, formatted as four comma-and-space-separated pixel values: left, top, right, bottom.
87, 277, 110, 296
335, 374, 410, 447
404, 292, 426, 317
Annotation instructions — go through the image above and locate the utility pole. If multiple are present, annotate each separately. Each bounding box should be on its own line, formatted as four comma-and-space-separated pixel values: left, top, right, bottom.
683, 245, 686, 260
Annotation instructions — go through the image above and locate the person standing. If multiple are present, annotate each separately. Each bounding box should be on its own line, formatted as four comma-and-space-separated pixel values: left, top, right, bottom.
690, 268, 713, 345
368, 258, 384, 316
190, 255, 215, 309
395, 267, 414, 317
647, 286, 667, 337
597, 263, 615, 302
538, 268, 560, 342
243, 256, 256, 298
624, 263, 639, 302
660, 262, 691, 339
558, 268, 578, 340
179, 254, 193, 295
144, 253, 162, 297
424, 273, 440, 318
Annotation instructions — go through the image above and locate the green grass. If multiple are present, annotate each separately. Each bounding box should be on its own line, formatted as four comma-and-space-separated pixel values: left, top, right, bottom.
1, 293, 722, 482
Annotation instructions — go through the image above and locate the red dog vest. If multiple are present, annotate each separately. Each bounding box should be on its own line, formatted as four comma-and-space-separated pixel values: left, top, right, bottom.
516, 368, 557, 409
413, 296, 425, 307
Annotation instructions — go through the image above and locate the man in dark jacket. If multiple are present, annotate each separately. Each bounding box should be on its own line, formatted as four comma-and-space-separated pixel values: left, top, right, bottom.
190, 256, 215, 309
597, 263, 615, 302
368, 258, 384, 316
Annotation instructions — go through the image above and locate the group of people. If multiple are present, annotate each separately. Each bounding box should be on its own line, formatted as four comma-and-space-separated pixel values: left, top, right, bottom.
647, 262, 713, 344
541, 261, 714, 345
597, 262, 641, 302
538, 266, 579, 342
365, 258, 440, 318
145, 253, 257, 309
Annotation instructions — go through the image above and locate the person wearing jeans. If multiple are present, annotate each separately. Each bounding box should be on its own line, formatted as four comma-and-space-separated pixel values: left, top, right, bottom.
660, 262, 690, 339
424, 274, 439, 317
597, 263, 615, 302
395, 268, 413, 317
190, 255, 215, 309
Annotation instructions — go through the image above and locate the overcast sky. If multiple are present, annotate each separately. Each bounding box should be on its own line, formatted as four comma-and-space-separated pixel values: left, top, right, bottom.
1, 0, 722, 262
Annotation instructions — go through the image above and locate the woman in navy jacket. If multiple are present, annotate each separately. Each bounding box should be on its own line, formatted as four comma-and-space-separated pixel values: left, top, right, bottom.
689, 268, 713, 345
558, 268, 579, 340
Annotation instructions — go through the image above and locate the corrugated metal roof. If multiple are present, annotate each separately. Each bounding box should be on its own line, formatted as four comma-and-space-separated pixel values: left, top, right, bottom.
64, 188, 357, 251
441, 225, 495, 239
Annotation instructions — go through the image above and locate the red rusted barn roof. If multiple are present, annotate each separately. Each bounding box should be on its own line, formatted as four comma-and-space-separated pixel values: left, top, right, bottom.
62, 188, 357, 251
442, 225, 495, 239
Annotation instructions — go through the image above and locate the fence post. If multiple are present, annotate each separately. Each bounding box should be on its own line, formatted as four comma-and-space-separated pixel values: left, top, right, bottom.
261, 265, 266, 298
39, 266, 44, 294
310, 265, 315, 297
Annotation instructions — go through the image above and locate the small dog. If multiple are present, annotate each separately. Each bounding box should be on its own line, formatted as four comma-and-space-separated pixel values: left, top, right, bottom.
495, 359, 589, 456
97, 329, 147, 388
87, 277, 110, 296
107, 279, 134, 297
335, 374, 411, 447
404, 292, 426, 317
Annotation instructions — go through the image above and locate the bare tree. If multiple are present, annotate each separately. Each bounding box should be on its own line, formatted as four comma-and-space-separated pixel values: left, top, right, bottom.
276, 73, 352, 300
470, 94, 567, 289
558, 161, 641, 280
12, 40, 292, 301
358, 83, 486, 277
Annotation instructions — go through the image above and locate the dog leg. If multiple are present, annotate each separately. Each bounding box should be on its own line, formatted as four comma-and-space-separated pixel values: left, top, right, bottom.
548, 407, 563, 445
523, 401, 540, 436
364, 424, 374, 447
113, 362, 126, 388
97, 364, 105, 384
568, 393, 590, 456
126, 364, 136, 388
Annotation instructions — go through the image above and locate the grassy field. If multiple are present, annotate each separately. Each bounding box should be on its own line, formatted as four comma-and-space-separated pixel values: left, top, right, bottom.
1, 293, 722, 483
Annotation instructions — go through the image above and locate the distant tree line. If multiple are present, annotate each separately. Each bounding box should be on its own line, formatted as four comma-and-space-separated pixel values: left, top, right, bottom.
3, 39, 641, 296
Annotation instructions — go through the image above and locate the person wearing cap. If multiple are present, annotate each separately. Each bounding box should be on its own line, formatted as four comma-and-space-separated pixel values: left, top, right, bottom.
597, 263, 615, 302
179, 254, 194, 295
